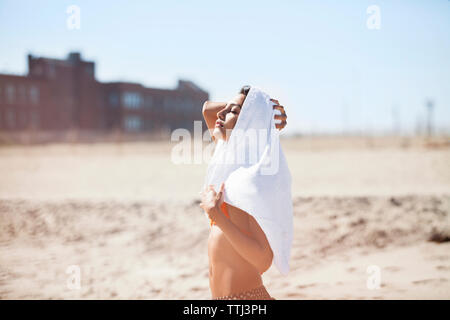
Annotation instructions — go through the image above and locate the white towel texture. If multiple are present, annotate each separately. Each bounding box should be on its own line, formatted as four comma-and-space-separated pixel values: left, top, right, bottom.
203, 86, 293, 275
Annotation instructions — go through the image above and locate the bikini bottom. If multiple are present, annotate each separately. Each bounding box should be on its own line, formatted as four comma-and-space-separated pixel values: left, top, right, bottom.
212, 285, 275, 300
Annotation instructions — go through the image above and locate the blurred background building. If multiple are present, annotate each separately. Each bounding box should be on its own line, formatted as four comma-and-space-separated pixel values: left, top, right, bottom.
0, 52, 209, 136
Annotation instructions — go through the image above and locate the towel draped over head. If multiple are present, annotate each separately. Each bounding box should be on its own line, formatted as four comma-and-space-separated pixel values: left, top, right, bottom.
203, 86, 293, 275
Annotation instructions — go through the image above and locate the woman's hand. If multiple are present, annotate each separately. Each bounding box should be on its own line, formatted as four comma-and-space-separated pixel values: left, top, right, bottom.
270, 98, 287, 130
199, 183, 225, 223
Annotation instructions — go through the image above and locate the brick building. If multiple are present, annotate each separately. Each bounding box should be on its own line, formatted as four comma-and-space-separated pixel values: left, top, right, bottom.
0, 52, 209, 134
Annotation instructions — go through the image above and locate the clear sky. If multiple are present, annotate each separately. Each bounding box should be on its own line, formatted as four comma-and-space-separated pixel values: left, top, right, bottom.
0, 0, 449, 135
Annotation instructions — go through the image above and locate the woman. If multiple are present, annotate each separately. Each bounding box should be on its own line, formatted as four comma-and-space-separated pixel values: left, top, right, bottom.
199, 85, 291, 300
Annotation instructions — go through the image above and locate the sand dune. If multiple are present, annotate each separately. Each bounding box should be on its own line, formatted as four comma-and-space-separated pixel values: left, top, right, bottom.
0, 195, 449, 299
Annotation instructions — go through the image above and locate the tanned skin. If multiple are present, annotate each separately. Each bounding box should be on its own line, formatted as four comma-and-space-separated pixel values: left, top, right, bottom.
200, 93, 287, 298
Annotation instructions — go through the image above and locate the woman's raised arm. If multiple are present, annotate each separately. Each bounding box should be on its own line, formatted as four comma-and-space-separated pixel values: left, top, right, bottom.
202, 101, 227, 139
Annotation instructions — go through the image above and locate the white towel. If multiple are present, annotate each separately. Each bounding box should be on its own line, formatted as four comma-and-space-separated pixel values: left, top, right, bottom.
203, 86, 293, 275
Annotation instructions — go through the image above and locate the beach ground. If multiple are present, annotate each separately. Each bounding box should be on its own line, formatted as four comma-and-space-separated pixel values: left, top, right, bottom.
1, 136, 449, 299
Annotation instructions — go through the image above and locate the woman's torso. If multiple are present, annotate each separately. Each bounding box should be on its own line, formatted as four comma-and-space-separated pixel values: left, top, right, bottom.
208, 202, 263, 298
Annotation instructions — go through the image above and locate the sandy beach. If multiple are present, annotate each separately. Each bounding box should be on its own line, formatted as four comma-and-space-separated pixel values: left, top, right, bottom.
0, 136, 449, 299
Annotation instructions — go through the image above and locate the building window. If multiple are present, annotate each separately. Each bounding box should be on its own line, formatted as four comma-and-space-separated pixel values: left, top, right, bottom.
124, 115, 142, 132
6, 84, 15, 104
174, 97, 181, 111
29, 86, 39, 105
163, 97, 173, 110
145, 95, 153, 108
185, 99, 194, 111
109, 92, 119, 107
18, 85, 26, 103
172, 97, 189, 114
183, 99, 195, 115
122, 92, 142, 109
48, 63, 56, 78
